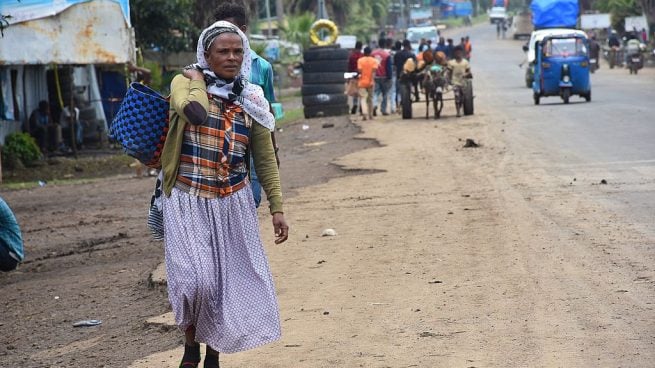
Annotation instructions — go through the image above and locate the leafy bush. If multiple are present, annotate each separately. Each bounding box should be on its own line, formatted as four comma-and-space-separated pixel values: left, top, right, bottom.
2, 132, 42, 168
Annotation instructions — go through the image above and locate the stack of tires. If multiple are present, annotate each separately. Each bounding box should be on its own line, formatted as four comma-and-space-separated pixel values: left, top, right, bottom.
302, 45, 350, 119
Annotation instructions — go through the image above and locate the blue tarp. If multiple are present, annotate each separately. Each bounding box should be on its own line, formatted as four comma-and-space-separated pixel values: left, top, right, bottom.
531, 0, 579, 29
441, 1, 473, 18
0, 0, 131, 26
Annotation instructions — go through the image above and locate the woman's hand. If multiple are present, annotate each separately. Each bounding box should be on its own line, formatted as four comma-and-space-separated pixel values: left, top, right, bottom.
272, 213, 289, 244
183, 67, 205, 81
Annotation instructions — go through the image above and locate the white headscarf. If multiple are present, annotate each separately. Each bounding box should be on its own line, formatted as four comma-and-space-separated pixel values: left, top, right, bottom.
195, 21, 275, 131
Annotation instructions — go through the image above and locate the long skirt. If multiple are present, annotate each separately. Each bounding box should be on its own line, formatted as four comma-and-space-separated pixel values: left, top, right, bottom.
162, 186, 281, 353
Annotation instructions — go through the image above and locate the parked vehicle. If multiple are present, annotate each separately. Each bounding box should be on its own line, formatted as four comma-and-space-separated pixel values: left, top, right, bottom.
512, 11, 533, 39
407, 26, 439, 52
532, 33, 591, 105
489, 6, 508, 24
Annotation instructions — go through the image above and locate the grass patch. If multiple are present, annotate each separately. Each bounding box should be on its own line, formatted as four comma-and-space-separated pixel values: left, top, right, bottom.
1, 153, 135, 185
277, 89, 302, 102
439, 14, 489, 29
1, 177, 102, 191
277, 107, 304, 127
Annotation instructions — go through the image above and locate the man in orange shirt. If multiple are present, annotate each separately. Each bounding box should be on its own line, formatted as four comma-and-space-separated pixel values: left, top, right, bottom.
357, 46, 379, 121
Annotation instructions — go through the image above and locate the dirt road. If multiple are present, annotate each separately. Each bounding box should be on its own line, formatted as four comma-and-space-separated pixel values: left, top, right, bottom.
130, 94, 653, 366
0, 115, 375, 367
3, 32, 654, 367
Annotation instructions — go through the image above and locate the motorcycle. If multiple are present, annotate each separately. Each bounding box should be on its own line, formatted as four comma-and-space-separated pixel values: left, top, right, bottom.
626, 40, 645, 75
608, 46, 621, 69
589, 56, 599, 73
628, 52, 644, 74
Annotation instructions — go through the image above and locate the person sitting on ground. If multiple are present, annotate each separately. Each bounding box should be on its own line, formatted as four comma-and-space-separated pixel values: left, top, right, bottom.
27, 101, 56, 153
446, 45, 472, 117
0, 197, 24, 272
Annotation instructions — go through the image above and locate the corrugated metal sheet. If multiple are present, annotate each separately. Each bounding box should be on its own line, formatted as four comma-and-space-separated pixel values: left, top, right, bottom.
0, 0, 135, 65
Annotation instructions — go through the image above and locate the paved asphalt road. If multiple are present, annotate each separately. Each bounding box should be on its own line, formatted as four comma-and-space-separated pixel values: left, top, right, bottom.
458, 24, 655, 233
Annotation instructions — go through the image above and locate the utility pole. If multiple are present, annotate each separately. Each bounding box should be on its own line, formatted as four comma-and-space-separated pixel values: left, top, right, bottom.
265, 0, 272, 38
275, 0, 284, 32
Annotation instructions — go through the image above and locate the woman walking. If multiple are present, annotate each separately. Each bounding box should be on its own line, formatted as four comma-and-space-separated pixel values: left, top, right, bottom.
160, 21, 289, 368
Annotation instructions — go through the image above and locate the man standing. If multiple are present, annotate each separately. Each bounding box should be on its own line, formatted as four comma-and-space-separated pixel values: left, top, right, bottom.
0, 197, 23, 272
387, 38, 398, 114
357, 47, 379, 121
446, 46, 472, 117
394, 40, 417, 111
371, 38, 393, 116
445, 38, 455, 59
348, 41, 364, 114
215, 2, 278, 209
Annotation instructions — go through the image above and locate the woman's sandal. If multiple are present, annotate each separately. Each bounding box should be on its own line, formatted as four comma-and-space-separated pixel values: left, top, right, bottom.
179, 343, 201, 368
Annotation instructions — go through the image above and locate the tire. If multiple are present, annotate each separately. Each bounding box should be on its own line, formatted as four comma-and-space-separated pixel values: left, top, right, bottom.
302, 84, 345, 96
304, 104, 349, 119
562, 89, 570, 104
302, 93, 348, 106
303, 60, 349, 73
400, 82, 412, 119
303, 47, 350, 62
584, 91, 591, 102
533, 92, 540, 105
303, 72, 345, 85
525, 67, 534, 88
462, 81, 474, 116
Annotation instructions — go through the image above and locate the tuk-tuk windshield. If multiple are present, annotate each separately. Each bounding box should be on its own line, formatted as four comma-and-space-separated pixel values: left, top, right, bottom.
543, 38, 587, 58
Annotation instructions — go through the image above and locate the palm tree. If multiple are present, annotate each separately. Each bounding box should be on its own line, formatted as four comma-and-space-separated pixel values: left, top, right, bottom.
279, 12, 316, 51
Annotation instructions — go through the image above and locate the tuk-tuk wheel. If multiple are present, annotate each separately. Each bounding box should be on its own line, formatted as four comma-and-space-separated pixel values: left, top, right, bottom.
463, 81, 474, 116
584, 91, 591, 102
562, 89, 570, 104
400, 82, 412, 119
533, 93, 540, 105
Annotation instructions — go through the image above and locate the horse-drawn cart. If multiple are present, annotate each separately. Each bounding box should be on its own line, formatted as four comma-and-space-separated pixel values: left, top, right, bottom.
399, 51, 474, 120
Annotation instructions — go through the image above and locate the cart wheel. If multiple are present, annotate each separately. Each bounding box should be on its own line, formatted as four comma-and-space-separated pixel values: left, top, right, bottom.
463, 81, 474, 116
533, 92, 540, 105
562, 89, 570, 104
401, 82, 412, 119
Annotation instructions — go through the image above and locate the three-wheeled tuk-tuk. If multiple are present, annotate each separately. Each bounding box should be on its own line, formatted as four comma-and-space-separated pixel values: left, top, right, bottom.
533, 33, 592, 105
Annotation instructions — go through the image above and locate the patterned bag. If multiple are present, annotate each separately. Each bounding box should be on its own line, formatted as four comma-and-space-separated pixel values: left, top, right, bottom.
147, 174, 164, 241
110, 83, 169, 168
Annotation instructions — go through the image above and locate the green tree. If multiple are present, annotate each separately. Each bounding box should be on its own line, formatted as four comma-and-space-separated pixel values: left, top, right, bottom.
131, 0, 196, 52
279, 12, 316, 51
594, 0, 643, 31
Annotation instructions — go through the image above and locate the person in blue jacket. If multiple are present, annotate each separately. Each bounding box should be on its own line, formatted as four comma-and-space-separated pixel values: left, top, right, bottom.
0, 197, 24, 272
215, 1, 278, 208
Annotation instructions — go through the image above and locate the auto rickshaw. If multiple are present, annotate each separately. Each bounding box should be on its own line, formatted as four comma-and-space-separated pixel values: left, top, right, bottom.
533, 33, 591, 105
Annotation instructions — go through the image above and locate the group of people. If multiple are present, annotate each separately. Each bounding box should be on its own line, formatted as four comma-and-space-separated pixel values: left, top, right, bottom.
26, 100, 84, 155
348, 35, 473, 119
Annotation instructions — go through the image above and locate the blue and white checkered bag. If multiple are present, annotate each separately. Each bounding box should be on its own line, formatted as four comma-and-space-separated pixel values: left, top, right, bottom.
110, 83, 169, 168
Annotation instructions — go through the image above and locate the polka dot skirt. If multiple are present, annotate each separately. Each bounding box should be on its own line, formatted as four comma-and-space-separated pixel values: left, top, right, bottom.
162, 186, 281, 353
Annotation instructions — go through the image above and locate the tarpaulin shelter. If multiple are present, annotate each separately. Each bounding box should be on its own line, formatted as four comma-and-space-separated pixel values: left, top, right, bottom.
0, 0, 134, 144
